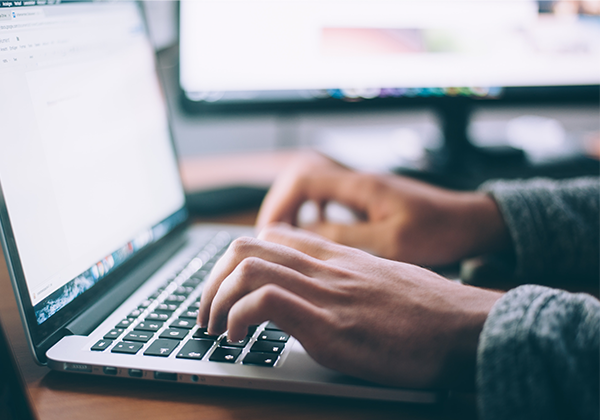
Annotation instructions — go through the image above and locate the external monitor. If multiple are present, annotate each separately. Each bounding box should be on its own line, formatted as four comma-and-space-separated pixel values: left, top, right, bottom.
179, 0, 600, 111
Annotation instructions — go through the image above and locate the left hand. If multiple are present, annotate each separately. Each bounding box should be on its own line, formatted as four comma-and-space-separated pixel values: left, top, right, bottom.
198, 223, 502, 389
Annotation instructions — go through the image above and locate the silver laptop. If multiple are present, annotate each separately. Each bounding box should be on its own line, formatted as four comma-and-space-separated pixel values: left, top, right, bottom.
0, 0, 438, 404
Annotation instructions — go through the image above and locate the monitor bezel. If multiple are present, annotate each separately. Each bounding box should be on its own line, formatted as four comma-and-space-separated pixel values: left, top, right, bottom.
179, 84, 600, 115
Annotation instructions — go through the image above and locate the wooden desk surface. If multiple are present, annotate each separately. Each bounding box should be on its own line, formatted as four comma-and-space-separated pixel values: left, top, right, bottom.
0, 152, 478, 420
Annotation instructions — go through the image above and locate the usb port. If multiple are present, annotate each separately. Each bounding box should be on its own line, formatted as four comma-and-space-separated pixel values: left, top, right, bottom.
128, 369, 143, 378
154, 371, 177, 381
103, 366, 118, 376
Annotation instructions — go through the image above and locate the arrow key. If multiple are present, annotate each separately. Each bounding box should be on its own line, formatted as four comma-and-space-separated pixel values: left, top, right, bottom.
112, 342, 143, 355
144, 339, 180, 357
209, 347, 241, 363
159, 328, 188, 340
176, 339, 213, 360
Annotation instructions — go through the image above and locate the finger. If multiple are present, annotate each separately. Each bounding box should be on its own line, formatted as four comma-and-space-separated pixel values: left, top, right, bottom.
258, 223, 340, 260
207, 257, 321, 335
198, 235, 323, 326
226, 284, 324, 343
307, 221, 395, 258
256, 167, 369, 231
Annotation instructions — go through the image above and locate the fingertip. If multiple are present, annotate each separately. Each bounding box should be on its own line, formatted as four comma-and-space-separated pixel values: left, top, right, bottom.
197, 297, 209, 327
196, 312, 207, 328
225, 326, 246, 343
206, 307, 225, 336
207, 320, 225, 337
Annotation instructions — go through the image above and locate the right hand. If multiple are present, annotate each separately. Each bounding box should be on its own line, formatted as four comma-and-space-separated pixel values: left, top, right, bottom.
257, 152, 510, 267
199, 224, 503, 389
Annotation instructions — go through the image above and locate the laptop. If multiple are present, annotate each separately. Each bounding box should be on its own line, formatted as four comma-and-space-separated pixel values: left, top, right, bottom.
0, 0, 439, 404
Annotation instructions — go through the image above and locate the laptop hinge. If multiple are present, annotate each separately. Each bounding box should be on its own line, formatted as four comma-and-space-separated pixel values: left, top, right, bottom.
63, 231, 188, 336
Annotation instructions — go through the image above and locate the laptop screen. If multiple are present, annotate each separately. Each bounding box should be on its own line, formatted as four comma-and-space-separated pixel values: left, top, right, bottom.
0, 1, 186, 325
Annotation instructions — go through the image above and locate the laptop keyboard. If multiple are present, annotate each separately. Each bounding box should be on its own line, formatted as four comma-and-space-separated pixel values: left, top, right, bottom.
90, 231, 289, 368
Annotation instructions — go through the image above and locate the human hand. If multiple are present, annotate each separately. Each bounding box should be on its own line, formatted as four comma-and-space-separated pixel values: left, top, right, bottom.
198, 224, 503, 389
256, 152, 510, 267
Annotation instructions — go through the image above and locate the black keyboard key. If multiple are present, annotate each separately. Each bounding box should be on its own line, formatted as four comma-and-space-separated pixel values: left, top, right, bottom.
112, 342, 143, 354
182, 278, 201, 288
187, 300, 201, 309
144, 339, 180, 357
91, 339, 113, 351
192, 328, 220, 340
179, 310, 198, 319
250, 341, 284, 354
104, 328, 124, 340
247, 325, 259, 336
189, 275, 206, 284
174, 285, 194, 296
146, 313, 170, 322
123, 331, 153, 343
258, 330, 289, 342
219, 336, 249, 348
139, 299, 153, 308
171, 318, 195, 329
128, 309, 143, 318
149, 290, 164, 299
193, 269, 209, 279
176, 339, 213, 360
156, 303, 178, 313
164, 294, 186, 304
115, 318, 135, 329
243, 352, 277, 367
159, 328, 189, 340
264, 322, 282, 331
209, 347, 241, 363
135, 321, 163, 332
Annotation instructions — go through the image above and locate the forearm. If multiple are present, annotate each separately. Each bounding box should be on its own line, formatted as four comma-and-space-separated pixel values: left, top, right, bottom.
477, 285, 600, 420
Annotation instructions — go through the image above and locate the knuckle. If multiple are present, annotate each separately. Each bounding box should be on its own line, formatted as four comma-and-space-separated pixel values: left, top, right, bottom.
256, 284, 283, 307
229, 236, 257, 255
363, 174, 387, 195
326, 225, 346, 244
236, 256, 265, 279
258, 222, 287, 241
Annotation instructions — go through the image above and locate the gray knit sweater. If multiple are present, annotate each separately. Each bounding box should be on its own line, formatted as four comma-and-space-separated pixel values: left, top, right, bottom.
477, 177, 600, 420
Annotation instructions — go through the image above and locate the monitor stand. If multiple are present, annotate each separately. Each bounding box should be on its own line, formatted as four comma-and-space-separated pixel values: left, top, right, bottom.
395, 99, 599, 191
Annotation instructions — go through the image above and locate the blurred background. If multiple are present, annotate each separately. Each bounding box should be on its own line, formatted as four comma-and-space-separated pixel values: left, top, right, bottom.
143, 0, 599, 212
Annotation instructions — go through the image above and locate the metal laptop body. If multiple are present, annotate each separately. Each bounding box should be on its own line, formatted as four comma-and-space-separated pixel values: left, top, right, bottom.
0, 0, 439, 404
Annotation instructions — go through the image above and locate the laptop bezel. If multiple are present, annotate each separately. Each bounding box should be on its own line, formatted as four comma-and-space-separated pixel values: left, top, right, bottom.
0, 0, 192, 365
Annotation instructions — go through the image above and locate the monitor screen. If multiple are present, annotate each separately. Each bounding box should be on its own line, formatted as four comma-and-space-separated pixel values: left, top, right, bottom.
180, 0, 600, 105
0, 1, 186, 324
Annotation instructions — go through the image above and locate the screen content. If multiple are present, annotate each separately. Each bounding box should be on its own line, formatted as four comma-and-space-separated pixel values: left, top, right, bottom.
180, 0, 600, 103
0, 1, 186, 324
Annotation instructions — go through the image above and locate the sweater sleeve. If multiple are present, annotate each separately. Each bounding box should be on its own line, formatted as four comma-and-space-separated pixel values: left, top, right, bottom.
477, 285, 600, 420
479, 177, 599, 283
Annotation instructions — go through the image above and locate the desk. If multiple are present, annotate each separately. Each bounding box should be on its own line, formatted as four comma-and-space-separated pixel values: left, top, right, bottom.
0, 153, 478, 420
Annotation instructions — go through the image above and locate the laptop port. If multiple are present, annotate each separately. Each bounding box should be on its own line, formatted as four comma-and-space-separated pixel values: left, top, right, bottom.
65, 363, 92, 373
103, 366, 118, 376
154, 371, 177, 381
128, 369, 143, 378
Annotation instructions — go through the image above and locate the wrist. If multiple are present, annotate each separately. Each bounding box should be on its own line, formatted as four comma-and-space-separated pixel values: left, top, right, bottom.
455, 192, 511, 259
442, 287, 504, 390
